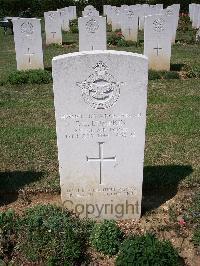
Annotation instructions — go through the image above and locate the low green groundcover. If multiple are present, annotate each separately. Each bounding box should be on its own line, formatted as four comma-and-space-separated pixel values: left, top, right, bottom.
116, 233, 179, 266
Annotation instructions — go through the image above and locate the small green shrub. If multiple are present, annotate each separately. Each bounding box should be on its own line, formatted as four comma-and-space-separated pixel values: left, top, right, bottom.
149, 70, 180, 80
116, 233, 179, 266
70, 19, 78, 33
18, 204, 93, 265
90, 220, 124, 256
193, 228, 200, 246
185, 65, 200, 79
162, 71, 180, 80
149, 70, 162, 80
7, 70, 52, 85
0, 209, 18, 261
108, 32, 135, 47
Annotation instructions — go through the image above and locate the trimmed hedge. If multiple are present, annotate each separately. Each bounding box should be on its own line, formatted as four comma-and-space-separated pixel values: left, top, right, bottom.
0, 0, 198, 18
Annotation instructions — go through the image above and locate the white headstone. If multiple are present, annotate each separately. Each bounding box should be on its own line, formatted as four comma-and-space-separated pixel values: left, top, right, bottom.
52, 50, 148, 220
121, 8, 139, 41
44, 11, 62, 45
58, 7, 70, 32
82, 5, 99, 17
68, 6, 77, 20
12, 18, 44, 70
144, 14, 172, 71
111, 7, 121, 31
78, 16, 107, 51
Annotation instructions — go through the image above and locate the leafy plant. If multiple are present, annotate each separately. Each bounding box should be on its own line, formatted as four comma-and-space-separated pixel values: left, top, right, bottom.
148, 70, 180, 80
17, 204, 93, 265
116, 233, 179, 266
193, 228, 200, 246
70, 19, 78, 33
107, 32, 135, 47
185, 65, 200, 79
0, 209, 18, 261
163, 71, 180, 80
90, 220, 124, 256
7, 70, 52, 85
149, 70, 162, 80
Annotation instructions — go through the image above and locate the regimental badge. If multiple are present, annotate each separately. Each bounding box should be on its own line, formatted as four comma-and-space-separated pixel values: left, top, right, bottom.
21, 22, 34, 35
86, 19, 99, 33
153, 18, 165, 32
49, 12, 55, 20
127, 10, 135, 18
77, 61, 124, 110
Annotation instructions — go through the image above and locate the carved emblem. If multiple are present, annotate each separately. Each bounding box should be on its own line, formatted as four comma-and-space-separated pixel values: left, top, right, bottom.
166, 9, 173, 16
153, 18, 165, 32
49, 12, 55, 20
86, 19, 99, 33
21, 22, 34, 35
77, 61, 124, 110
127, 10, 134, 18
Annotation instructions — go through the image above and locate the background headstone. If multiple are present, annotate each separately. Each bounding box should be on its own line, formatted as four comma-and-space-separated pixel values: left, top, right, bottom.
144, 14, 172, 71
44, 11, 62, 45
121, 8, 139, 42
57, 7, 70, 32
13, 18, 44, 70
78, 16, 107, 51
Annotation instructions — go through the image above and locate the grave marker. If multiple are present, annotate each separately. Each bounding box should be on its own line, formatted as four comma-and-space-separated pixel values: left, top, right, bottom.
44, 11, 62, 45
78, 16, 106, 51
144, 14, 171, 71
12, 18, 44, 70
52, 50, 148, 220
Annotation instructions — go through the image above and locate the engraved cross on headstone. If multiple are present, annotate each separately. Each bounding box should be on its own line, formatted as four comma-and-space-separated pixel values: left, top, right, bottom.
25, 48, 35, 64
86, 142, 116, 184
51, 32, 56, 38
153, 44, 162, 56
128, 27, 131, 37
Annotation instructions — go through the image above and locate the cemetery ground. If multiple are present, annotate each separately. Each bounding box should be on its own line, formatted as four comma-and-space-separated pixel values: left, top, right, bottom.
0, 17, 200, 265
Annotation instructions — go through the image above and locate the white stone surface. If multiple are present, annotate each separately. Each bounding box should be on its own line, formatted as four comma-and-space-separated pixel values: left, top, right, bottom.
78, 16, 106, 51
121, 8, 139, 41
12, 18, 44, 70
57, 7, 70, 31
144, 14, 172, 71
82, 5, 99, 17
111, 7, 121, 31
68, 6, 77, 20
52, 50, 148, 220
44, 11, 62, 45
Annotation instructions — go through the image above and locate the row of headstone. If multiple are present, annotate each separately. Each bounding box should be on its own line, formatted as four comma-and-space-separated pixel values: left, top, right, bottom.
189, 3, 200, 29
12, 6, 76, 70
104, 4, 180, 45
44, 6, 76, 45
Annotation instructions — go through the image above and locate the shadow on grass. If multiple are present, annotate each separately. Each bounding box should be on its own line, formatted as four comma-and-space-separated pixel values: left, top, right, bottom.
62, 41, 76, 45
45, 66, 52, 72
170, 63, 186, 71
142, 165, 193, 215
0, 171, 44, 206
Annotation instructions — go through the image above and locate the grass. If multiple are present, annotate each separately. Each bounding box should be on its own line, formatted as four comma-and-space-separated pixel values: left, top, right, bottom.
0, 19, 199, 198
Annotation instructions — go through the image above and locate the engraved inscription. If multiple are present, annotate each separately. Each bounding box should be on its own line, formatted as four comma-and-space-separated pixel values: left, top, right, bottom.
86, 18, 99, 33
153, 18, 165, 32
77, 61, 124, 110
86, 142, 116, 184
61, 113, 141, 140
21, 22, 34, 35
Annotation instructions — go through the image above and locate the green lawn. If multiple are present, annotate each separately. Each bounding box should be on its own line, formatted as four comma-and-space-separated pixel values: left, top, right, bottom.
0, 20, 199, 199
